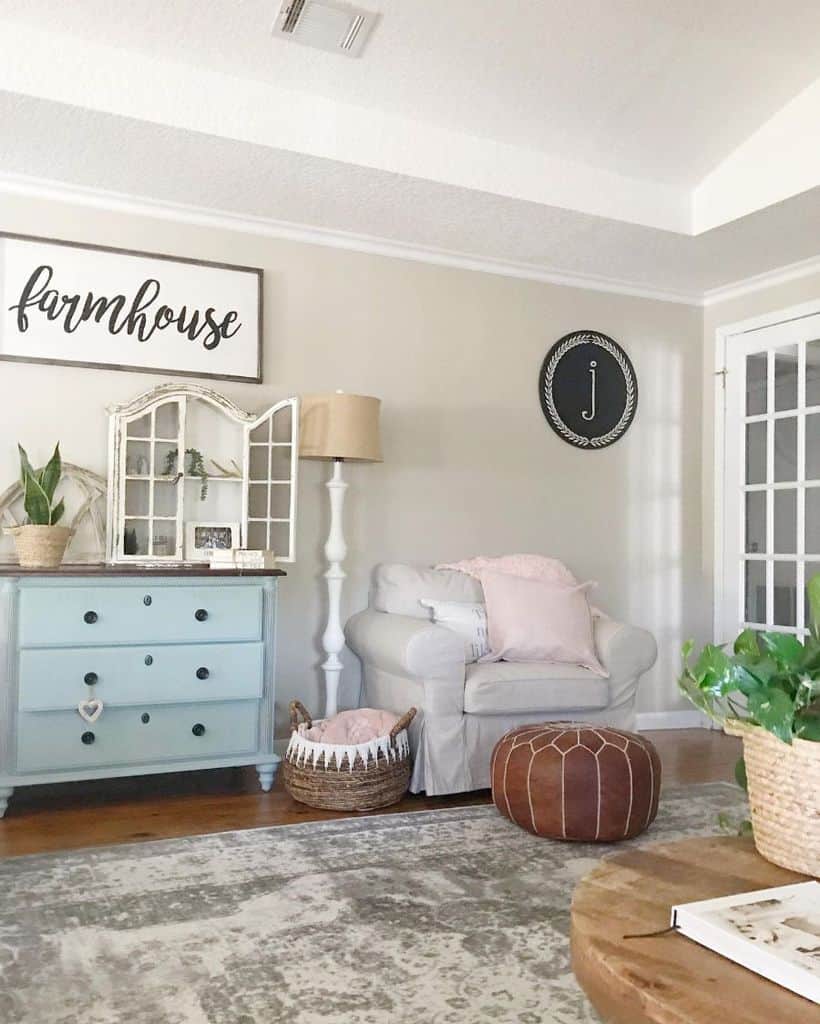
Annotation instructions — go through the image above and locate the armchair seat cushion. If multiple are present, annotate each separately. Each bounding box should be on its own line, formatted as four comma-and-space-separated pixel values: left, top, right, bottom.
464, 661, 609, 716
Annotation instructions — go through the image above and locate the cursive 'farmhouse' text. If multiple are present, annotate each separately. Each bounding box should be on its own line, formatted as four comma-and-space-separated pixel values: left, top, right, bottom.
8, 265, 242, 350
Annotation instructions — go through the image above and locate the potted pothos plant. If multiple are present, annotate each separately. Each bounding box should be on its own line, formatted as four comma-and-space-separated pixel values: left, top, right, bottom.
5, 444, 71, 568
679, 573, 820, 877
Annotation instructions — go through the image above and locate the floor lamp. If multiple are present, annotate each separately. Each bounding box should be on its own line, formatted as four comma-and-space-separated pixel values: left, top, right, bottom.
299, 392, 382, 719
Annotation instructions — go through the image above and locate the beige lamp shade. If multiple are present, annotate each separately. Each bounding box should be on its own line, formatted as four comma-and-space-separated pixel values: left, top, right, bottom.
299, 392, 383, 462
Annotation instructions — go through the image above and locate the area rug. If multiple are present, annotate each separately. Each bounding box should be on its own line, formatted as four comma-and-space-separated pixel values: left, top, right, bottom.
0, 782, 747, 1024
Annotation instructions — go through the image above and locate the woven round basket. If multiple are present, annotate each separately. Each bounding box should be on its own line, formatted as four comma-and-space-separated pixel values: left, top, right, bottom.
5, 525, 72, 568
282, 700, 417, 812
725, 719, 819, 877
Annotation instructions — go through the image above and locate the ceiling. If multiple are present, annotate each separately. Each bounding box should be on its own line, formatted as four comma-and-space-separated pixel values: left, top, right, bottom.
0, 1, 819, 302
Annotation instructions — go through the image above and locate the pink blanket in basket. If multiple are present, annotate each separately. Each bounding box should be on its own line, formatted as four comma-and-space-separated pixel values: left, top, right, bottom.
305, 708, 399, 745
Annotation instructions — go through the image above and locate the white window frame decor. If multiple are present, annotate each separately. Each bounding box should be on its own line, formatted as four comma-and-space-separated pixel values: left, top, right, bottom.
106, 383, 299, 564
713, 298, 820, 644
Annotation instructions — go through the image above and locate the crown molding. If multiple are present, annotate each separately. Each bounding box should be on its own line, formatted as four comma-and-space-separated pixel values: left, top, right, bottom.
0, 171, 701, 306
702, 253, 820, 307
1, 171, 818, 310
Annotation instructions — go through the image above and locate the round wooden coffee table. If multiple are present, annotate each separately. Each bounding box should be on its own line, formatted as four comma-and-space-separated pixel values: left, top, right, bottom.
571, 835, 813, 1023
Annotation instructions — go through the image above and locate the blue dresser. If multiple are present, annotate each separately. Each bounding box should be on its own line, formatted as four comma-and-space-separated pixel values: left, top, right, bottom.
0, 566, 283, 817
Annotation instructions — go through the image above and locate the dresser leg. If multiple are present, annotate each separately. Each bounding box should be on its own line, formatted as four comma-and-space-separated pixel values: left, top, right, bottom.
256, 763, 278, 792
0, 787, 13, 818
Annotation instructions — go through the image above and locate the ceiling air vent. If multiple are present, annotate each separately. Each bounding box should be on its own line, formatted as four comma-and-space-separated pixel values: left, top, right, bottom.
273, 1, 377, 58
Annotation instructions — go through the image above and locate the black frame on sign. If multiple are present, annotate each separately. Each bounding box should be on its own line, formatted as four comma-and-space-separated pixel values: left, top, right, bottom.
0, 231, 264, 384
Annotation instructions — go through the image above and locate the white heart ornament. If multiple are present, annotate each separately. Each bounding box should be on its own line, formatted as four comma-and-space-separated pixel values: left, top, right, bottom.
77, 698, 103, 724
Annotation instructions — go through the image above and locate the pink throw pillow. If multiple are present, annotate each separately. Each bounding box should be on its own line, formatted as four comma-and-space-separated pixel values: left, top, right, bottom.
479, 570, 607, 676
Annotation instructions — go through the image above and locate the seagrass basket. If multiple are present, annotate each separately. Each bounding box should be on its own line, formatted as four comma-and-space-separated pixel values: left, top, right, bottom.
283, 700, 417, 812
725, 719, 820, 877
5, 525, 72, 568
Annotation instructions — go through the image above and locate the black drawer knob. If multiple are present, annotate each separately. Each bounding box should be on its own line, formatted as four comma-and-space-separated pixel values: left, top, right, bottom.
144, 655, 153, 666
196, 667, 210, 680
141, 713, 150, 724
143, 595, 152, 606
83, 611, 98, 624
192, 723, 206, 737
83, 672, 98, 686
81, 731, 95, 745
194, 608, 208, 622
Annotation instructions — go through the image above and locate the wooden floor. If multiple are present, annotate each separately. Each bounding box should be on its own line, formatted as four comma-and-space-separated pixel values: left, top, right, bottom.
0, 729, 740, 858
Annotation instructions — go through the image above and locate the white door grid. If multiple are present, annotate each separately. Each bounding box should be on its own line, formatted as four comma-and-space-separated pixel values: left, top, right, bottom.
717, 309, 820, 642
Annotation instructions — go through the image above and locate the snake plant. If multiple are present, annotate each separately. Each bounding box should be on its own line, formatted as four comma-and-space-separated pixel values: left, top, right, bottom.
17, 443, 65, 526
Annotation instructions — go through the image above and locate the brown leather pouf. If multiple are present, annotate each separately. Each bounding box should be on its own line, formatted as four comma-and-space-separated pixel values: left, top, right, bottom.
491, 723, 661, 841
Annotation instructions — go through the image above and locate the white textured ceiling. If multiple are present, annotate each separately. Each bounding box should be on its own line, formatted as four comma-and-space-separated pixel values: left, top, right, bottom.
0, 3, 818, 299
2, 90, 819, 300
3, 0, 820, 186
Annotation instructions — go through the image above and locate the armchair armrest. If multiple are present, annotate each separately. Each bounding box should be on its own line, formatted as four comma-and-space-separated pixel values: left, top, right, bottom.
594, 616, 657, 712
594, 616, 657, 680
345, 609, 465, 680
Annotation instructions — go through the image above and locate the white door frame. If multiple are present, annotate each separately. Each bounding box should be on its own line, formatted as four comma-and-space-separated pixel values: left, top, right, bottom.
713, 298, 820, 642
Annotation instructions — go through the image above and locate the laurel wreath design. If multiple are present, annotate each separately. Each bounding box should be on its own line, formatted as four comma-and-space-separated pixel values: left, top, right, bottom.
542, 332, 636, 448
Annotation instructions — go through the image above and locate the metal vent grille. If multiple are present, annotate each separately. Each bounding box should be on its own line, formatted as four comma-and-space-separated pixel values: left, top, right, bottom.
273, 1, 376, 58
281, 0, 307, 33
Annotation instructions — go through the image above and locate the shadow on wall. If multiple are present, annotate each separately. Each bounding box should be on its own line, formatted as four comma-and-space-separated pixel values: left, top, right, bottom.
625, 341, 698, 714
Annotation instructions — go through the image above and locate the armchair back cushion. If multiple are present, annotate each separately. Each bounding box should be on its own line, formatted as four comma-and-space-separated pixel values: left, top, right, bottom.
372, 563, 483, 619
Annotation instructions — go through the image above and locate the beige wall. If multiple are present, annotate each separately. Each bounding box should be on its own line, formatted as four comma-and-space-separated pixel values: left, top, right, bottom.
0, 193, 705, 728
701, 271, 820, 628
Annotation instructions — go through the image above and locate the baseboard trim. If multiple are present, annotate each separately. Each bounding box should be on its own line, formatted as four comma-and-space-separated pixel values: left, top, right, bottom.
636, 710, 711, 731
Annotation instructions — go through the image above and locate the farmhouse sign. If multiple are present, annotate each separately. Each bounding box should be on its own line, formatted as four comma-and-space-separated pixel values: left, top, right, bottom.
0, 233, 262, 382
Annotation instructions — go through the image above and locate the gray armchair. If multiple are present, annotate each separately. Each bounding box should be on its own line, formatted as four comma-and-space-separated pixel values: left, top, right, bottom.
345, 563, 657, 795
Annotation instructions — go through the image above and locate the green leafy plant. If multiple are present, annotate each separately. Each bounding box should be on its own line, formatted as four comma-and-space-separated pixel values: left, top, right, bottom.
679, 573, 820, 745
162, 447, 208, 500
17, 443, 65, 526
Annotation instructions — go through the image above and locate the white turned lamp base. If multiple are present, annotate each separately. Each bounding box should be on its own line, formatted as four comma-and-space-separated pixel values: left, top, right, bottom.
299, 391, 382, 720
322, 459, 348, 718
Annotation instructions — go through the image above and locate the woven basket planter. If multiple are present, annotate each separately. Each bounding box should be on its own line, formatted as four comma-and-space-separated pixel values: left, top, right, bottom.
5, 525, 72, 568
283, 700, 416, 812
725, 719, 819, 877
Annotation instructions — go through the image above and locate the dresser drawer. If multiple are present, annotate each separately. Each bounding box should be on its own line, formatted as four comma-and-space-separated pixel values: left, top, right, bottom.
18, 585, 263, 647
16, 701, 260, 772
18, 642, 264, 710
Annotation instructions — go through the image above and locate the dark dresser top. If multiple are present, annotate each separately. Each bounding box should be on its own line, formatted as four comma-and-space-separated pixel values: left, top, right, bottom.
0, 563, 286, 578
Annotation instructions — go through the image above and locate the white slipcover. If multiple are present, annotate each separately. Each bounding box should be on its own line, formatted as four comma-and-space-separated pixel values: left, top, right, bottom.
345, 563, 658, 795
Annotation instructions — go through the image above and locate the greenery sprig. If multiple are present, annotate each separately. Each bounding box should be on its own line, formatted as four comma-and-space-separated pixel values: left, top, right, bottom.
163, 447, 208, 501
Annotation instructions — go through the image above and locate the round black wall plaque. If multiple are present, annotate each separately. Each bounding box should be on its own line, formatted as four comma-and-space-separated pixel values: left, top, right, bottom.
538, 330, 638, 449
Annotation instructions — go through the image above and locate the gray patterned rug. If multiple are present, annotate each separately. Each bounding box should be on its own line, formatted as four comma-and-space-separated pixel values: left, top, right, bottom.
0, 783, 747, 1024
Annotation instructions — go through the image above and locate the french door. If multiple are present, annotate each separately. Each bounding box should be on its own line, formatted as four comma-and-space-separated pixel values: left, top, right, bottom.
719, 310, 820, 642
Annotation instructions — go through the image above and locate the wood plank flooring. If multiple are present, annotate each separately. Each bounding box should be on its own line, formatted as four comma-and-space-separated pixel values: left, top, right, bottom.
0, 728, 740, 858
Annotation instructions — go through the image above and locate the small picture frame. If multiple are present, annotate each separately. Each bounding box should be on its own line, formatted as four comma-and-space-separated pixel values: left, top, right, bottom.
185, 521, 240, 562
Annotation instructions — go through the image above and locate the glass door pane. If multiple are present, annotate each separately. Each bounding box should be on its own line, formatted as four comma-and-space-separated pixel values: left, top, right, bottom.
807, 339, 820, 408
